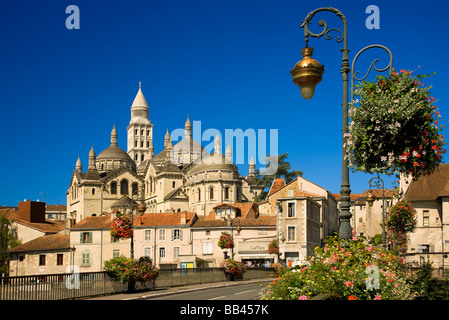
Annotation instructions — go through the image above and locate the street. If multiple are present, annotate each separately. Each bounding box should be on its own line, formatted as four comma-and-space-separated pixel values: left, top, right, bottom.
140, 281, 269, 300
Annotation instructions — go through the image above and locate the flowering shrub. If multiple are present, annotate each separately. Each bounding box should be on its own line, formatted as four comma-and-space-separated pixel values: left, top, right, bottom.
386, 201, 417, 253
347, 69, 446, 179
259, 236, 417, 300
104, 256, 159, 284
223, 258, 246, 276
268, 239, 279, 255
217, 232, 234, 249
271, 263, 288, 277
110, 214, 133, 238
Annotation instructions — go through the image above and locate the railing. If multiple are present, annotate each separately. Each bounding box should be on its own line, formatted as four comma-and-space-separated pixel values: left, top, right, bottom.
0, 272, 128, 300
0, 267, 274, 300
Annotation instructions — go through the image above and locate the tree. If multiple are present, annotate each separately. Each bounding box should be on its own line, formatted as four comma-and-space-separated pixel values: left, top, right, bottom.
253, 153, 303, 202
0, 215, 21, 275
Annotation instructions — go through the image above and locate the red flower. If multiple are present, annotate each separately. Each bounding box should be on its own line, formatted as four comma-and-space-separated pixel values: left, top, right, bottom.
348, 295, 357, 300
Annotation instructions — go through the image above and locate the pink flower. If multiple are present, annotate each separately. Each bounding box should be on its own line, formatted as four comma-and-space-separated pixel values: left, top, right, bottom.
352, 236, 358, 241
345, 281, 354, 287
298, 295, 308, 300
374, 295, 382, 300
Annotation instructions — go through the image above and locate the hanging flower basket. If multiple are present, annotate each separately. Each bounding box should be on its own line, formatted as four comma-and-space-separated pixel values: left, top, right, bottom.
218, 232, 234, 249
347, 69, 446, 179
110, 214, 133, 239
223, 258, 246, 277
268, 239, 280, 255
385, 201, 417, 253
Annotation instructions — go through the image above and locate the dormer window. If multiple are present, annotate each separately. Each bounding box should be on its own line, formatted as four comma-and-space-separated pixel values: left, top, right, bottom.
215, 205, 236, 219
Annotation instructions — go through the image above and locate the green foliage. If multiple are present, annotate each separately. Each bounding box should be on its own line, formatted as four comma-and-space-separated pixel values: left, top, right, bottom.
372, 234, 383, 245
268, 239, 279, 255
0, 215, 20, 275
347, 69, 446, 179
223, 258, 246, 275
254, 153, 303, 201
386, 201, 417, 253
271, 263, 288, 277
411, 260, 449, 300
260, 235, 417, 300
217, 232, 234, 249
104, 256, 159, 284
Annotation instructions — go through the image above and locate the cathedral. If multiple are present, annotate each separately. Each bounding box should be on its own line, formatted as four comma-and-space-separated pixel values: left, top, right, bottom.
66, 84, 263, 226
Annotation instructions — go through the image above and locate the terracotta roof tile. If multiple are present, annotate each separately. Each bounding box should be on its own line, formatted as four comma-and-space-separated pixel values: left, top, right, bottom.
45, 204, 67, 212
135, 212, 196, 227
405, 163, 449, 201
9, 234, 70, 253
267, 178, 286, 197
71, 214, 112, 229
0, 209, 65, 233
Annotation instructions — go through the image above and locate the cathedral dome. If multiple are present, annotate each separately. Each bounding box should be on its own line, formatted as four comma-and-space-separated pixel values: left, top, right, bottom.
96, 125, 137, 173
188, 153, 238, 175
96, 145, 137, 172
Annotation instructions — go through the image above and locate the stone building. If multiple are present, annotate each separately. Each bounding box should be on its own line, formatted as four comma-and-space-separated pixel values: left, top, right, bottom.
8, 234, 71, 276
259, 176, 339, 266
401, 164, 449, 271
334, 189, 397, 239
66, 85, 263, 226
0, 201, 65, 245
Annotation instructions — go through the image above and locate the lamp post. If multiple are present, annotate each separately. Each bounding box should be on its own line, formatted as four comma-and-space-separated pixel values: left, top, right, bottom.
131, 189, 146, 260
222, 213, 241, 260
291, 7, 393, 239
367, 175, 387, 249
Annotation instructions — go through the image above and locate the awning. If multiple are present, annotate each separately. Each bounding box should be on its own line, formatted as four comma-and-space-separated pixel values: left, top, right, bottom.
239, 253, 273, 259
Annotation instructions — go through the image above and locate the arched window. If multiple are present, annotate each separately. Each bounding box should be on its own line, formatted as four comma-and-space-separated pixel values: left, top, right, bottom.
120, 179, 129, 195
141, 154, 144, 161
209, 187, 214, 200
132, 182, 138, 195
111, 181, 117, 194
224, 187, 229, 200
172, 181, 176, 188
198, 188, 201, 202
92, 188, 95, 195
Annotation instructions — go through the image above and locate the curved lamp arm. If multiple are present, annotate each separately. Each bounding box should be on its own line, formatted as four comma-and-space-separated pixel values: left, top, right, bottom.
351, 44, 394, 103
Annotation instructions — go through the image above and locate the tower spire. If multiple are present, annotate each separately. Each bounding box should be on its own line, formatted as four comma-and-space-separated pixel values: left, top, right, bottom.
76, 156, 82, 173
185, 115, 192, 139
88, 146, 96, 170
111, 124, 118, 146
214, 134, 221, 154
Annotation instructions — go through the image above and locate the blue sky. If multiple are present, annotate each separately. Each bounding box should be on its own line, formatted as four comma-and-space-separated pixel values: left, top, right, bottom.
0, 0, 448, 206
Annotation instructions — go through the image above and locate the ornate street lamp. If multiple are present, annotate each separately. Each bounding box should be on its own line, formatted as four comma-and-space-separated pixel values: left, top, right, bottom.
366, 191, 376, 207
131, 188, 146, 259
290, 47, 324, 100
367, 176, 386, 249
291, 7, 393, 239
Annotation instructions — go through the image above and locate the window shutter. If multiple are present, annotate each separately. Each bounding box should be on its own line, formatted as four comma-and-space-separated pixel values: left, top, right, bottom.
180, 229, 183, 241
80, 232, 84, 244
171, 229, 174, 241
89, 232, 93, 243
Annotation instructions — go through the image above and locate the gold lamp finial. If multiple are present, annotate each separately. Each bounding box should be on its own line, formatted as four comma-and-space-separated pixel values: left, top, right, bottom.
366, 191, 376, 207
290, 47, 325, 100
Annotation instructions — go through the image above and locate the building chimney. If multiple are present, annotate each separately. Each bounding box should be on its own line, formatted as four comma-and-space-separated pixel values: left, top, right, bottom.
18, 201, 46, 223
180, 211, 187, 225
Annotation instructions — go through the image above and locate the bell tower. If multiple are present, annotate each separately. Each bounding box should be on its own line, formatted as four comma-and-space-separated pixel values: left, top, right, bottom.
127, 82, 154, 166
